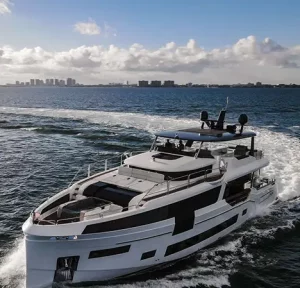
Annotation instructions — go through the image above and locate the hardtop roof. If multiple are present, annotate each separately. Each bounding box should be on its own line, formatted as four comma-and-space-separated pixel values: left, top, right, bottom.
155, 127, 256, 142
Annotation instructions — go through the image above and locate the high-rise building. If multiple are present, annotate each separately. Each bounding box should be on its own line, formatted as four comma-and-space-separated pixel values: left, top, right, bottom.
26, 82, 30, 86
35, 79, 40, 86
50, 79, 54, 86
59, 80, 65, 86
67, 78, 72, 86
40, 80, 44, 85
16, 81, 20, 85
55, 79, 59, 86
71, 79, 76, 86
138, 80, 148, 87
30, 79, 35, 86
20, 82, 24, 86
163, 80, 175, 87
150, 80, 161, 87
46, 79, 50, 86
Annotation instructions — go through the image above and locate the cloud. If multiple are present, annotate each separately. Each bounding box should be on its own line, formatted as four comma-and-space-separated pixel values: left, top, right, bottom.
1, 36, 300, 84
0, 0, 12, 14
74, 18, 101, 35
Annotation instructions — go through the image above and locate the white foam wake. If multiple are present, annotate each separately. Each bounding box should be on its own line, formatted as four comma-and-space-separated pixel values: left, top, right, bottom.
0, 107, 197, 133
0, 238, 26, 288
1, 106, 299, 200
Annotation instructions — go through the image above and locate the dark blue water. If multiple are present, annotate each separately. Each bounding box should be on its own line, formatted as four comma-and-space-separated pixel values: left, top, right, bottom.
0, 87, 299, 288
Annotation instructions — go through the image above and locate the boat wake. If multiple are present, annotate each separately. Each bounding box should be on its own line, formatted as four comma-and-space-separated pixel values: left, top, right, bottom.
0, 108, 299, 288
0, 238, 26, 288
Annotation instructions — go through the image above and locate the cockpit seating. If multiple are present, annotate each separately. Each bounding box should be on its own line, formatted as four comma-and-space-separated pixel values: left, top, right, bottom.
57, 197, 108, 220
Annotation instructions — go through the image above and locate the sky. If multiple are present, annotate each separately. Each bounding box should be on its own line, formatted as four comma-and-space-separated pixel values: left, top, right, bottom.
0, 0, 300, 84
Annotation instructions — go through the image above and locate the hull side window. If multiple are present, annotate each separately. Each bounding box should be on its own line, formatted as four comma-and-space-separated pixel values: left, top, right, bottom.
89, 245, 130, 259
223, 174, 252, 206
165, 214, 238, 256
141, 250, 156, 260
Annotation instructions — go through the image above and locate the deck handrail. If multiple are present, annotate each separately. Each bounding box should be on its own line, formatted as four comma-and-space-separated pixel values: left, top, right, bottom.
67, 150, 146, 187
36, 201, 140, 226
137, 166, 225, 206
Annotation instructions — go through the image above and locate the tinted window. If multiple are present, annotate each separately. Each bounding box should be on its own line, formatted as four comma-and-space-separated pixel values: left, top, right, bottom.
89, 245, 130, 259
141, 250, 156, 260
83, 186, 220, 234
223, 174, 251, 205
165, 214, 238, 256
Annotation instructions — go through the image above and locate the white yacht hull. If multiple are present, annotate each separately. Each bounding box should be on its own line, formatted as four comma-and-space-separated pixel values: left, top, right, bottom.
23, 184, 277, 288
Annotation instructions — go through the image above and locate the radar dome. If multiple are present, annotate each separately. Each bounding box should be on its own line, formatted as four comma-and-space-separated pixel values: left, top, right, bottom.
238, 114, 248, 125
200, 111, 208, 121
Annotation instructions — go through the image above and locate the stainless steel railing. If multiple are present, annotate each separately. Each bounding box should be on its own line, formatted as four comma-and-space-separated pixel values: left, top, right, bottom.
67, 150, 146, 187
137, 166, 225, 205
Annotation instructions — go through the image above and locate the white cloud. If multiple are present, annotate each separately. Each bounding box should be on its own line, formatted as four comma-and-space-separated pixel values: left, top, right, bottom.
74, 18, 101, 35
0, 0, 12, 14
1, 36, 300, 84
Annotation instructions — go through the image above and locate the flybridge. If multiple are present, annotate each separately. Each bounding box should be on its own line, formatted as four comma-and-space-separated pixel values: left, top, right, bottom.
154, 129, 256, 142
155, 100, 254, 142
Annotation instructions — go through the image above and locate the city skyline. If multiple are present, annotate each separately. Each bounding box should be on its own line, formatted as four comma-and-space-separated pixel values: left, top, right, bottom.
4, 78, 300, 89
0, 1, 300, 84
9, 78, 78, 87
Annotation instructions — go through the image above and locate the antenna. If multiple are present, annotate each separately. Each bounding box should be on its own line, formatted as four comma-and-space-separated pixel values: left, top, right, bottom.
225, 97, 229, 110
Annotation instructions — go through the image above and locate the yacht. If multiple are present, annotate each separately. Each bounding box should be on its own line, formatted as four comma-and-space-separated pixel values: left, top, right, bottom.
22, 106, 278, 288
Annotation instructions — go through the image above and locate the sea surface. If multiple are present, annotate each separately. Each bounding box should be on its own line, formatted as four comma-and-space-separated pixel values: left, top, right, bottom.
0, 87, 299, 288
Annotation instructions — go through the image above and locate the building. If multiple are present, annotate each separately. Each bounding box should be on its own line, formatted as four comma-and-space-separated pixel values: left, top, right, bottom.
16, 81, 20, 85
30, 79, 35, 86
50, 79, 54, 86
67, 78, 73, 86
71, 79, 76, 86
20, 82, 24, 86
59, 80, 65, 86
256, 82, 262, 86
54, 79, 59, 86
138, 80, 148, 87
150, 80, 161, 87
163, 80, 175, 87
35, 79, 40, 86
46, 79, 50, 86
26, 82, 30, 86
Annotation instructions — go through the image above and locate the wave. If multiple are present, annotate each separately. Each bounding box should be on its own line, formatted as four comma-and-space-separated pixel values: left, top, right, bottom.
0, 106, 299, 201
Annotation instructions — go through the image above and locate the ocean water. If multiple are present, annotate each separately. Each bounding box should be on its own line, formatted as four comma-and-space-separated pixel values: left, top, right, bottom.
0, 87, 299, 288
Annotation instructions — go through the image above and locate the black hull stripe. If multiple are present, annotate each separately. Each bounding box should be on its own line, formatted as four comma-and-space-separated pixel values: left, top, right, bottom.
117, 201, 253, 246
165, 214, 239, 256
194, 199, 255, 226
82, 186, 221, 234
